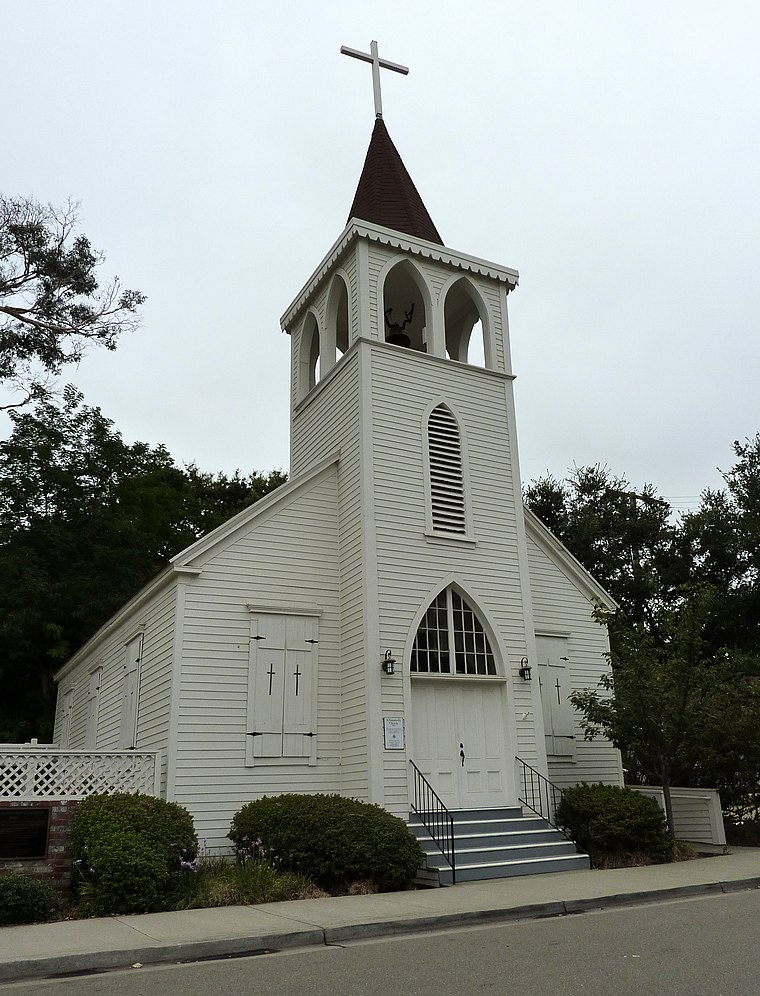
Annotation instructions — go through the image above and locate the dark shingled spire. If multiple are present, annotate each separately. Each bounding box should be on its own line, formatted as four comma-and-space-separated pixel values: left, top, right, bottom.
347, 118, 443, 246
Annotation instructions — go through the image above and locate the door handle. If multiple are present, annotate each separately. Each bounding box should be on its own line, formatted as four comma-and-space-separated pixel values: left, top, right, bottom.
459, 742, 465, 766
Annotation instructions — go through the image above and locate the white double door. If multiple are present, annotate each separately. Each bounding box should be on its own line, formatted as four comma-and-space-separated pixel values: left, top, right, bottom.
411, 679, 513, 810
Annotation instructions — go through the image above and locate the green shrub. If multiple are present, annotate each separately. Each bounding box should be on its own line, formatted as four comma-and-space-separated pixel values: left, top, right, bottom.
229, 794, 423, 891
71, 792, 197, 915
556, 783, 673, 866
76, 830, 168, 916
71, 792, 197, 873
0, 873, 62, 926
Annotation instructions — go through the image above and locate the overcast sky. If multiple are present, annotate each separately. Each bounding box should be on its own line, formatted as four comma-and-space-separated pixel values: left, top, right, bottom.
4, 1, 759, 511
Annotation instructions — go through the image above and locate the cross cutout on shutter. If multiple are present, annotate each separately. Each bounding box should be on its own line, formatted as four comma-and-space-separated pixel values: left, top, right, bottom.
248, 614, 317, 762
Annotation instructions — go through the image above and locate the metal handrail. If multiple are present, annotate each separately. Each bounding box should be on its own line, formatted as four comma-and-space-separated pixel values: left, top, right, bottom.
516, 756, 565, 832
409, 760, 456, 884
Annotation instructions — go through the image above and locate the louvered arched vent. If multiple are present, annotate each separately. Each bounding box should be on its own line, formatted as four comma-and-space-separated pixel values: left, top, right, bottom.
428, 404, 466, 534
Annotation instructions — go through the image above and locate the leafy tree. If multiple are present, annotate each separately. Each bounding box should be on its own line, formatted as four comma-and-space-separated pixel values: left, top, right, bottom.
0, 196, 145, 409
527, 454, 760, 822
0, 388, 286, 740
524, 464, 681, 628
569, 587, 757, 834
679, 435, 760, 659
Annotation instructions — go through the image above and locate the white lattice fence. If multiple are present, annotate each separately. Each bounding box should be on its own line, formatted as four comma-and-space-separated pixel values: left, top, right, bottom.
0, 751, 160, 800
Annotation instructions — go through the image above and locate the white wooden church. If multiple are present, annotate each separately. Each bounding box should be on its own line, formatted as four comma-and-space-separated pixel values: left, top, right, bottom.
52, 45, 623, 880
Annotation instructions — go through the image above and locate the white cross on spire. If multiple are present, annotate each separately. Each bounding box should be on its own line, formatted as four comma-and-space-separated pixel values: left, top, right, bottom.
340, 40, 409, 118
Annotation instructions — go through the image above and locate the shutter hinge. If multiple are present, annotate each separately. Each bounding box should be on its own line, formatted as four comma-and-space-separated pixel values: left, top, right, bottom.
251, 635, 266, 641
303, 732, 317, 738
305, 639, 318, 644
246, 732, 264, 738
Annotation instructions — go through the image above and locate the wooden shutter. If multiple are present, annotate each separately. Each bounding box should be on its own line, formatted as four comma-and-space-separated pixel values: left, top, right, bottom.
537, 663, 554, 757
282, 616, 317, 757
536, 636, 575, 758
85, 667, 102, 749
547, 663, 575, 756
247, 613, 318, 762
60, 689, 74, 749
119, 636, 142, 749
249, 615, 287, 758
428, 405, 466, 533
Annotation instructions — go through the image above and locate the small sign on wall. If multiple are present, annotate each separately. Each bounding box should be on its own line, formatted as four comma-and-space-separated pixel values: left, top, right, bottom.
383, 716, 405, 750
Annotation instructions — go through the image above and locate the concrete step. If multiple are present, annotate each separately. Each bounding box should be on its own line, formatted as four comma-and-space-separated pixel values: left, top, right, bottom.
440, 806, 525, 821
419, 839, 579, 865
409, 815, 553, 837
436, 852, 590, 885
408, 806, 588, 886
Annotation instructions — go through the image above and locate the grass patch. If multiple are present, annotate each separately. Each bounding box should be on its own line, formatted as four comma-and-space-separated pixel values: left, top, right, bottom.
162, 857, 325, 910
590, 840, 698, 869
673, 840, 699, 861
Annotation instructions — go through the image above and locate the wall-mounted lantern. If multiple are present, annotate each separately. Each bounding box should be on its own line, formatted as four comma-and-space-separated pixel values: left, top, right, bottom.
518, 656, 532, 681
381, 650, 398, 675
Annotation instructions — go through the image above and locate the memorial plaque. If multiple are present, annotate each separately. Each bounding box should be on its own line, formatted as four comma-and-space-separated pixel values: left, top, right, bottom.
383, 716, 405, 750
0, 808, 50, 859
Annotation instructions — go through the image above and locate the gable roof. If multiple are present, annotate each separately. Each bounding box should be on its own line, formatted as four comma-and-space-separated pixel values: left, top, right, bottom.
523, 506, 618, 611
169, 451, 340, 567
54, 453, 341, 682
347, 118, 443, 245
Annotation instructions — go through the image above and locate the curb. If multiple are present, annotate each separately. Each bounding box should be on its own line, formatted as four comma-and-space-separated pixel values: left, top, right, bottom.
0, 929, 324, 984
324, 901, 567, 942
2, 879, 759, 983
326, 879, 760, 942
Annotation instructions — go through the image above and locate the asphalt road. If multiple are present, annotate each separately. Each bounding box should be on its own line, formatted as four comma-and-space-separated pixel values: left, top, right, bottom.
3, 889, 759, 996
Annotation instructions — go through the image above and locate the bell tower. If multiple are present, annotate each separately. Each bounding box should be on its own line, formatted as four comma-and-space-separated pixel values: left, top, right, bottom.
279, 44, 544, 810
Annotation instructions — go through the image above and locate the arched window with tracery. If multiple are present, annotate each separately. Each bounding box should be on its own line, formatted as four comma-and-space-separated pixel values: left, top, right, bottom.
427, 403, 466, 534
411, 588, 496, 675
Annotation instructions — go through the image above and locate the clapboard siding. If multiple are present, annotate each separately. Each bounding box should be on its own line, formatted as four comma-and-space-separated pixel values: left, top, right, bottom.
53, 583, 177, 780
630, 786, 726, 845
291, 344, 371, 802
291, 352, 358, 476
170, 468, 345, 847
342, 248, 360, 344
368, 343, 537, 806
367, 244, 384, 336
526, 531, 623, 788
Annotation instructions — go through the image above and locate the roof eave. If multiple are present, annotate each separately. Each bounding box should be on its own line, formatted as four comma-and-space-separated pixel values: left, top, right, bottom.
54, 565, 178, 683
523, 506, 619, 612
54, 452, 342, 683
281, 220, 519, 331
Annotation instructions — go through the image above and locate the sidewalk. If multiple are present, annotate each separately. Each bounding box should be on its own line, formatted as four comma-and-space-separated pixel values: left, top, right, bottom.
1, 848, 758, 983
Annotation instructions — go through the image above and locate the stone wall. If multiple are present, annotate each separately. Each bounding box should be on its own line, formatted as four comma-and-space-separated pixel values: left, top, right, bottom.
0, 800, 79, 895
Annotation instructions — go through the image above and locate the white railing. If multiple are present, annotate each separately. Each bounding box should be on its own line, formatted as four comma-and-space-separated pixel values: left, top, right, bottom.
0, 749, 161, 801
